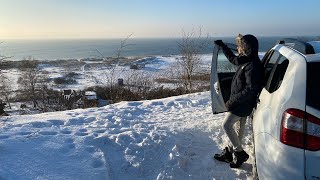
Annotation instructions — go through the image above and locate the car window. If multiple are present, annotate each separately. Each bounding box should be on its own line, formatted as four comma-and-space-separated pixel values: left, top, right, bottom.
267, 56, 289, 93
217, 48, 238, 73
263, 51, 281, 88
307, 62, 320, 110
216, 46, 238, 103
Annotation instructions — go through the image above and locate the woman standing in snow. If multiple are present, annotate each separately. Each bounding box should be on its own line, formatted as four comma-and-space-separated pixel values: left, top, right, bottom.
213, 34, 264, 168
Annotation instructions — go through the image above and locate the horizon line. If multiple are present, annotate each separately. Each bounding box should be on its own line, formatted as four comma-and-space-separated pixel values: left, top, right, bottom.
1, 35, 319, 40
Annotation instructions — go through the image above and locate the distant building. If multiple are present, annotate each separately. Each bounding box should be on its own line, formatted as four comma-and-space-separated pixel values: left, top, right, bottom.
84, 91, 97, 100
83, 91, 98, 108
118, 78, 124, 86
63, 89, 76, 100
62, 89, 81, 110
61, 90, 109, 109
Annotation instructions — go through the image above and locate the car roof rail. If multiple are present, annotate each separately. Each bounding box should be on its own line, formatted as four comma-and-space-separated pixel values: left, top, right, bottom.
277, 38, 315, 55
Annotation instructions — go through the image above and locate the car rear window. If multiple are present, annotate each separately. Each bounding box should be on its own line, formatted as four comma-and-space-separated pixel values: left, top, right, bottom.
307, 62, 320, 110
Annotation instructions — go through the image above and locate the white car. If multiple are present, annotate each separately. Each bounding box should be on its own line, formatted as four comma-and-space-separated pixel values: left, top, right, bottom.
210, 38, 320, 179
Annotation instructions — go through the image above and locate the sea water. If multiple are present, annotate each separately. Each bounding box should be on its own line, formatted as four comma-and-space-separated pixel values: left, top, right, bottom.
0, 36, 314, 61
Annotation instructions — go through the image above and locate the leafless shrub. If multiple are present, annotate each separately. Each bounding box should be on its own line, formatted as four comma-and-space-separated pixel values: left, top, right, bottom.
176, 28, 210, 92
154, 77, 180, 84
0, 73, 12, 109
124, 70, 153, 99
96, 34, 135, 86
53, 77, 77, 85
146, 86, 185, 100
18, 57, 48, 108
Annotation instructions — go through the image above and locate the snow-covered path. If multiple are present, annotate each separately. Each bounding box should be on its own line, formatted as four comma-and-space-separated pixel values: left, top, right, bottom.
0, 92, 254, 180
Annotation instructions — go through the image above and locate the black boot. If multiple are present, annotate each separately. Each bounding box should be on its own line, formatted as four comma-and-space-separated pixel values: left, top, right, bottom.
214, 147, 233, 163
230, 150, 249, 168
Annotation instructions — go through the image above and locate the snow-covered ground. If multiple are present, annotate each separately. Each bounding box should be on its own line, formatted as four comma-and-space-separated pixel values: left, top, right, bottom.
0, 91, 254, 180
1, 54, 213, 92
1, 53, 265, 93
0, 52, 264, 179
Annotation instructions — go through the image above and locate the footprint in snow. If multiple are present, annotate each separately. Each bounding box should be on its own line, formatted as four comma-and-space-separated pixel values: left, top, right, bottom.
17, 131, 33, 136
0, 135, 9, 139
48, 120, 65, 126
75, 131, 89, 136
127, 102, 143, 106
92, 159, 105, 168
30, 121, 52, 128
94, 129, 106, 134
166, 101, 175, 107
84, 117, 96, 123
65, 118, 85, 126
88, 109, 97, 112
38, 131, 58, 136
85, 146, 96, 153
64, 138, 76, 149
150, 101, 164, 106
79, 128, 88, 132
59, 141, 76, 153
60, 129, 72, 134
67, 112, 80, 117
68, 143, 75, 149
175, 98, 186, 101
64, 138, 74, 144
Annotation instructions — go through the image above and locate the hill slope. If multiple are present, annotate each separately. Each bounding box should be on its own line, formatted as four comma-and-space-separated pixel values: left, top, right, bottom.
0, 92, 254, 180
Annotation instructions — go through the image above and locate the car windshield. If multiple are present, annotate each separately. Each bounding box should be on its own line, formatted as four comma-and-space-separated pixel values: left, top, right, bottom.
307, 62, 320, 110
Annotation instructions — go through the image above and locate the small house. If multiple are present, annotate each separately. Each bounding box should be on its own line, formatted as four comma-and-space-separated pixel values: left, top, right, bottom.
83, 91, 98, 108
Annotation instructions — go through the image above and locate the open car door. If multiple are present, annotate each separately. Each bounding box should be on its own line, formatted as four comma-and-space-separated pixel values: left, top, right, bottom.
210, 43, 238, 114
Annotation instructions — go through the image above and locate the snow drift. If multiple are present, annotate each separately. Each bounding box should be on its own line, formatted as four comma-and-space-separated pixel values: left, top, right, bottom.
0, 91, 254, 180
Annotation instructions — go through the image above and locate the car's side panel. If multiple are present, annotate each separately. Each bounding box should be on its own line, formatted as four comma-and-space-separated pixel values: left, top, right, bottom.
253, 45, 307, 179
255, 133, 305, 180
272, 45, 307, 138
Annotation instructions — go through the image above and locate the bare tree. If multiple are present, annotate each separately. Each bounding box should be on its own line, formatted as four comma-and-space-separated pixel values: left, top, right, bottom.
115, 34, 135, 61
0, 42, 13, 108
0, 73, 12, 109
18, 57, 46, 108
177, 28, 210, 92
160, 61, 183, 89
110, 33, 135, 87
125, 70, 153, 99
96, 34, 135, 101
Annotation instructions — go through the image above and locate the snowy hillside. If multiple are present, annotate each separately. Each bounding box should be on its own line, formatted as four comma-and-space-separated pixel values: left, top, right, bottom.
0, 91, 254, 180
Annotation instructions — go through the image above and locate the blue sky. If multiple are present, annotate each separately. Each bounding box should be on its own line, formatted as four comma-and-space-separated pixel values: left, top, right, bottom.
0, 0, 319, 39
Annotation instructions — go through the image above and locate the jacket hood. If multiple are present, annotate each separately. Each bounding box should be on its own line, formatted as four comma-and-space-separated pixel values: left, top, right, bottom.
236, 34, 259, 57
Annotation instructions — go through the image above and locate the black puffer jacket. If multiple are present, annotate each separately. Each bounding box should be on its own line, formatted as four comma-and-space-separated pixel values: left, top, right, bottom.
220, 34, 264, 117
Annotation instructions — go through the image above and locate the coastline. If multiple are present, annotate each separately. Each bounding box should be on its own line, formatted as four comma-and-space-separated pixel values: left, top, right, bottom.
0, 36, 310, 61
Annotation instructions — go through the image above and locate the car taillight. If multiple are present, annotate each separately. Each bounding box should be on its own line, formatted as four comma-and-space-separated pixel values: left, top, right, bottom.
280, 109, 320, 151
